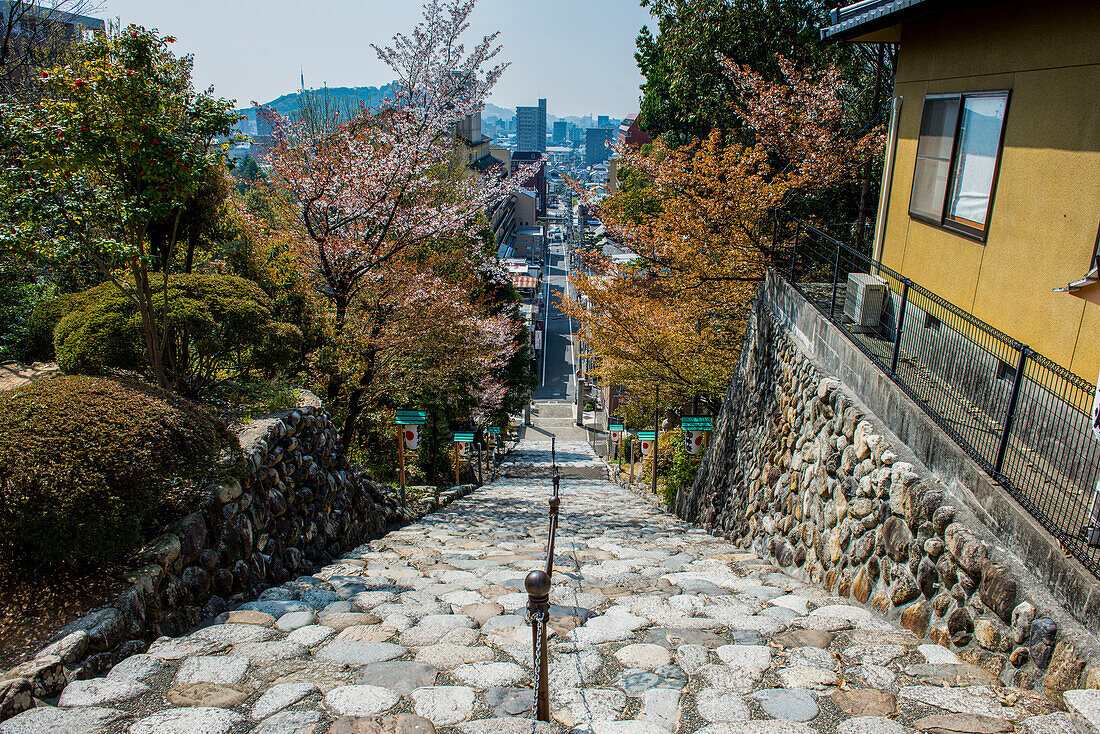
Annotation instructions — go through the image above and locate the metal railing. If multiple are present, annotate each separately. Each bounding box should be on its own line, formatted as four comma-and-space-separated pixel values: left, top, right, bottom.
525, 437, 560, 723
774, 209, 1100, 578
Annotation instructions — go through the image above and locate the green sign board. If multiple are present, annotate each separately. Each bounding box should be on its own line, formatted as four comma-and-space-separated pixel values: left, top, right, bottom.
395, 410, 427, 425
486, 426, 501, 434
681, 415, 714, 431
637, 430, 656, 441
453, 432, 475, 443
609, 423, 625, 432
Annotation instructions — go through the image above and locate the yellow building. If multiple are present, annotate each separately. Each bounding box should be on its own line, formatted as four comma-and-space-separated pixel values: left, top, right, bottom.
825, 0, 1100, 379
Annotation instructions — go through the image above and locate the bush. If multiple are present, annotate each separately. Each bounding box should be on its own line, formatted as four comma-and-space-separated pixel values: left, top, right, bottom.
641, 426, 681, 483
664, 431, 700, 507
51, 273, 298, 393
25, 286, 105, 362
0, 375, 230, 565
0, 262, 52, 363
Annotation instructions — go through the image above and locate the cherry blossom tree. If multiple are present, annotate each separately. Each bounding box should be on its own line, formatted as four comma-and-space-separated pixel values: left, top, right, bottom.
260, 0, 537, 330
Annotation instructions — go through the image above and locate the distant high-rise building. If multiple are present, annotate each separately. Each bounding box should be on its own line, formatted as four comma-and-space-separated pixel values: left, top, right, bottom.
568, 124, 585, 145
516, 98, 547, 153
552, 120, 568, 145
597, 115, 610, 128
585, 128, 614, 166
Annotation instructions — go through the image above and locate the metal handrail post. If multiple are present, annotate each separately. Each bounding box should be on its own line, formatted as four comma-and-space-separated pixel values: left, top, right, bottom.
771, 209, 779, 257
526, 435, 560, 723
829, 241, 842, 318
994, 347, 1030, 475
890, 279, 910, 375
524, 570, 550, 721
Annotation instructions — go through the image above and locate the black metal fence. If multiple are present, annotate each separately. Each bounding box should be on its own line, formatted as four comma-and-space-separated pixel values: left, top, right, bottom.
773, 210, 1100, 579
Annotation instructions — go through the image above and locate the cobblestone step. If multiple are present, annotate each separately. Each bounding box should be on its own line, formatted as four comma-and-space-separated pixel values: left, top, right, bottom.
7, 438, 1082, 734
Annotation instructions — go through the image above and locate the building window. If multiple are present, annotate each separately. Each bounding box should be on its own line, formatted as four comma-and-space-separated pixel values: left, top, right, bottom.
909, 91, 1009, 241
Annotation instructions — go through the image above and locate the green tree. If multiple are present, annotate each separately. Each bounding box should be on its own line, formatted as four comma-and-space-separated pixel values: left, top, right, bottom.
636, 0, 833, 145
0, 26, 239, 389
636, 0, 897, 248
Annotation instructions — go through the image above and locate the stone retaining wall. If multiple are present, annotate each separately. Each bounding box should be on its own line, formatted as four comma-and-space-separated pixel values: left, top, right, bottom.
0, 393, 416, 720
678, 290, 1100, 706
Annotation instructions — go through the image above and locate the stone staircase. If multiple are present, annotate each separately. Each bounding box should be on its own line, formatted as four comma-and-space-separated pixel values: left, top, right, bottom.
504, 401, 607, 480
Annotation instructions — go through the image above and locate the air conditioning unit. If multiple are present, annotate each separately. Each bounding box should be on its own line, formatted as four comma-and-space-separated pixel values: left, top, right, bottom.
844, 273, 888, 332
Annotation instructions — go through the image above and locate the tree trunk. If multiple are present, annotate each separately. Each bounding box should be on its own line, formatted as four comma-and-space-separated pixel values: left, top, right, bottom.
184, 221, 198, 273
133, 263, 169, 389
428, 411, 439, 485
341, 387, 365, 455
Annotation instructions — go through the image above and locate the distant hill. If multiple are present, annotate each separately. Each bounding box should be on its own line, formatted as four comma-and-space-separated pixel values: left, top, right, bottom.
482, 103, 514, 120
233, 86, 597, 133
235, 84, 397, 133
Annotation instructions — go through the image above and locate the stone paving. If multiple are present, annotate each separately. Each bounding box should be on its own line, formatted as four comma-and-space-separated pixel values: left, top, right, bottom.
5, 439, 1099, 734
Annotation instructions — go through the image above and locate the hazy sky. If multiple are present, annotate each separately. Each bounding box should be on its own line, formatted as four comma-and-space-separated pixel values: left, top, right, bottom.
95, 0, 654, 118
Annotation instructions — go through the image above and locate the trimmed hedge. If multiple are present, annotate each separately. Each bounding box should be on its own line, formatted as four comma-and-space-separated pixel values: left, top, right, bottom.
0, 375, 230, 565
51, 273, 299, 391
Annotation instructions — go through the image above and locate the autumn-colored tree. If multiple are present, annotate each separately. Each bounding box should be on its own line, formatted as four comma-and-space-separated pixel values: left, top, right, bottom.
308, 249, 521, 451
564, 57, 883, 411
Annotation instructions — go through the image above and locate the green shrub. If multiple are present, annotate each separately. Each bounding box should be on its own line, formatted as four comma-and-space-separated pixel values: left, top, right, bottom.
664, 430, 700, 507
0, 375, 230, 565
641, 426, 681, 484
25, 286, 105, 362
52, 273, 290, 393
0, 263, 52, 363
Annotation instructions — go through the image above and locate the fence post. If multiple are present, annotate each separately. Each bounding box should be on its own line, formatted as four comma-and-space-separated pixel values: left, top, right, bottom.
829, 242, 842, 318
790, 222, 802, 280
890, 279, 910, 375
772, 209, 780, 259
994, 347, 1030, 475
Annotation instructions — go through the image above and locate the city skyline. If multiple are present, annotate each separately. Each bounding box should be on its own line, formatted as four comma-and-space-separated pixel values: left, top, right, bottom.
95, 0, 653, 118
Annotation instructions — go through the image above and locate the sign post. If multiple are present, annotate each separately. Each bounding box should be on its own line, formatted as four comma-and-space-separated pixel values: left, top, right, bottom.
681, 415, 714, 463
609, 421, 624, 466
394, 410, 427, 500
1083, 373, 1100, 548
453, 431, 475, 486
638, 429, 657, 495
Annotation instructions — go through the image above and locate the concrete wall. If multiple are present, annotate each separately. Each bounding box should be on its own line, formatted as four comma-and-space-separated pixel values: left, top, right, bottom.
879, 0, 1100, 377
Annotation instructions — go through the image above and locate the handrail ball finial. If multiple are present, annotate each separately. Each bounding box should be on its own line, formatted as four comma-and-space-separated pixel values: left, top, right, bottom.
525, 569, 552, 599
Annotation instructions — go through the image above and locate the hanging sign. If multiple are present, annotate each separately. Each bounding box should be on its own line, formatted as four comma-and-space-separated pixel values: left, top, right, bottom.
394, 410, 427, 498
403, 424, 421, 450
681, 415, 714, 431
609, 423, 625, 432
637, 430, 656, 455
486, 427, 501, 434
684, 430, 706, 455
454, 431, 476, 444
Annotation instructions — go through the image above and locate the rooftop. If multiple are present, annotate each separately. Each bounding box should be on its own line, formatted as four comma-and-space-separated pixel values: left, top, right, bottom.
820, 0, 936, 40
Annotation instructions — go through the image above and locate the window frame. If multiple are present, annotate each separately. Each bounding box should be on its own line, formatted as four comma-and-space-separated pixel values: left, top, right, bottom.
908, 90, 1011, 243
